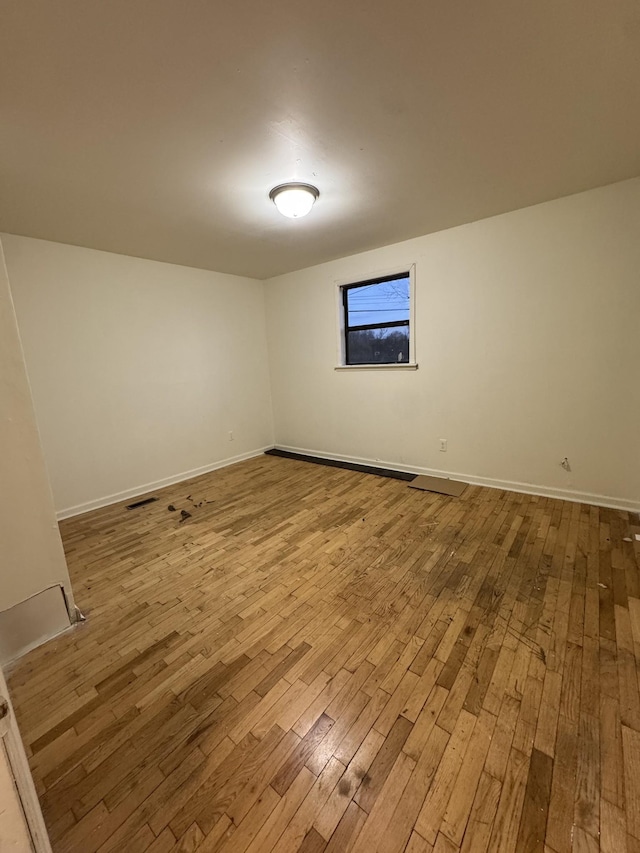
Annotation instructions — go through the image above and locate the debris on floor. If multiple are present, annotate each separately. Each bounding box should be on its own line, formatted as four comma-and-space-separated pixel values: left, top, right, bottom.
166, 495, 214, 523
408, 474, 468, 497
186, 495, 213, 508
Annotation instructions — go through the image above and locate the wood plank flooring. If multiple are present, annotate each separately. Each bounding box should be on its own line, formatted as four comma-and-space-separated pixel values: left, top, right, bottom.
8, 455, 640, 852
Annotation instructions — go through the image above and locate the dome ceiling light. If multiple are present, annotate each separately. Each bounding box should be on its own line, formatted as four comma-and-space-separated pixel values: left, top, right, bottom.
269, 182, 319, 219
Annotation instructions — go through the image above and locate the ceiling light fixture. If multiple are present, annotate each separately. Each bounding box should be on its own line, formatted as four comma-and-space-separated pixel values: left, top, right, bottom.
269, 182, 319, 218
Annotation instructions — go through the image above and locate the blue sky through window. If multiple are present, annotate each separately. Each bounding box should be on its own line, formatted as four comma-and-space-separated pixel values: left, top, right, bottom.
346, 275, 410, 327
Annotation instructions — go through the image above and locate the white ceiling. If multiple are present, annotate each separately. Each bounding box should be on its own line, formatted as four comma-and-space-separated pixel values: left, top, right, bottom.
1, 1, 639, 279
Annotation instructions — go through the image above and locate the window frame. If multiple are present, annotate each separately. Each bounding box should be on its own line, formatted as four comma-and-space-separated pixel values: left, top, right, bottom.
335, 264, 417, 370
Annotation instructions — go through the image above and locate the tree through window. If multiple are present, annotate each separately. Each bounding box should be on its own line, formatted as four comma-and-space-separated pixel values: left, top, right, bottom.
341, 272, 411, 365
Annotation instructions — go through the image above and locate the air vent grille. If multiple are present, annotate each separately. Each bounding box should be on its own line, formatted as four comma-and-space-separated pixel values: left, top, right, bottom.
126, 497, 158, 510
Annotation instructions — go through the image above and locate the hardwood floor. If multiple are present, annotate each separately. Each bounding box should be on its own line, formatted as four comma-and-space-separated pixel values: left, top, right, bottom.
8, 454, 640, 853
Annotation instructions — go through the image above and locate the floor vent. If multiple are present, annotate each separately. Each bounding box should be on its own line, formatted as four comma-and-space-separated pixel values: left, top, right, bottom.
125, 497, 158, 510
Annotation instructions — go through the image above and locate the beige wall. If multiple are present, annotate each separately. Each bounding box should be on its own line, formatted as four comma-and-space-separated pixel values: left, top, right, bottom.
0, 242, 73, 618
3, 236, 274, 517
265, 178, 640, 510
4, 179, 639, 521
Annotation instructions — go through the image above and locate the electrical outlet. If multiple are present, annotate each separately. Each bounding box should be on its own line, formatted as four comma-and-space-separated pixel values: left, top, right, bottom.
439, 438, 447, 452
228, 431, 234, 441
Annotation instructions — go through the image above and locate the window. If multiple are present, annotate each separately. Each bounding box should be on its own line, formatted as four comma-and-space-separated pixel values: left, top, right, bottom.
338, 268, 415, 367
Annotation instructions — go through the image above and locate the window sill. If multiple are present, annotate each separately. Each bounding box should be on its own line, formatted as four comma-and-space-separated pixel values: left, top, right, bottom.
335, 363, 419, 371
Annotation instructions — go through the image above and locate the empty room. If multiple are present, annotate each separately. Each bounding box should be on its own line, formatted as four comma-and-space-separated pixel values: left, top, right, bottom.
1, 1, 639, 852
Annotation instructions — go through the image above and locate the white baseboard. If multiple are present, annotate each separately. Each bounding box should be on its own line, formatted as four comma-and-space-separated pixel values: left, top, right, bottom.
274, 444, 640, 513
57, 443, 640, 519
56, 446, 274, 520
